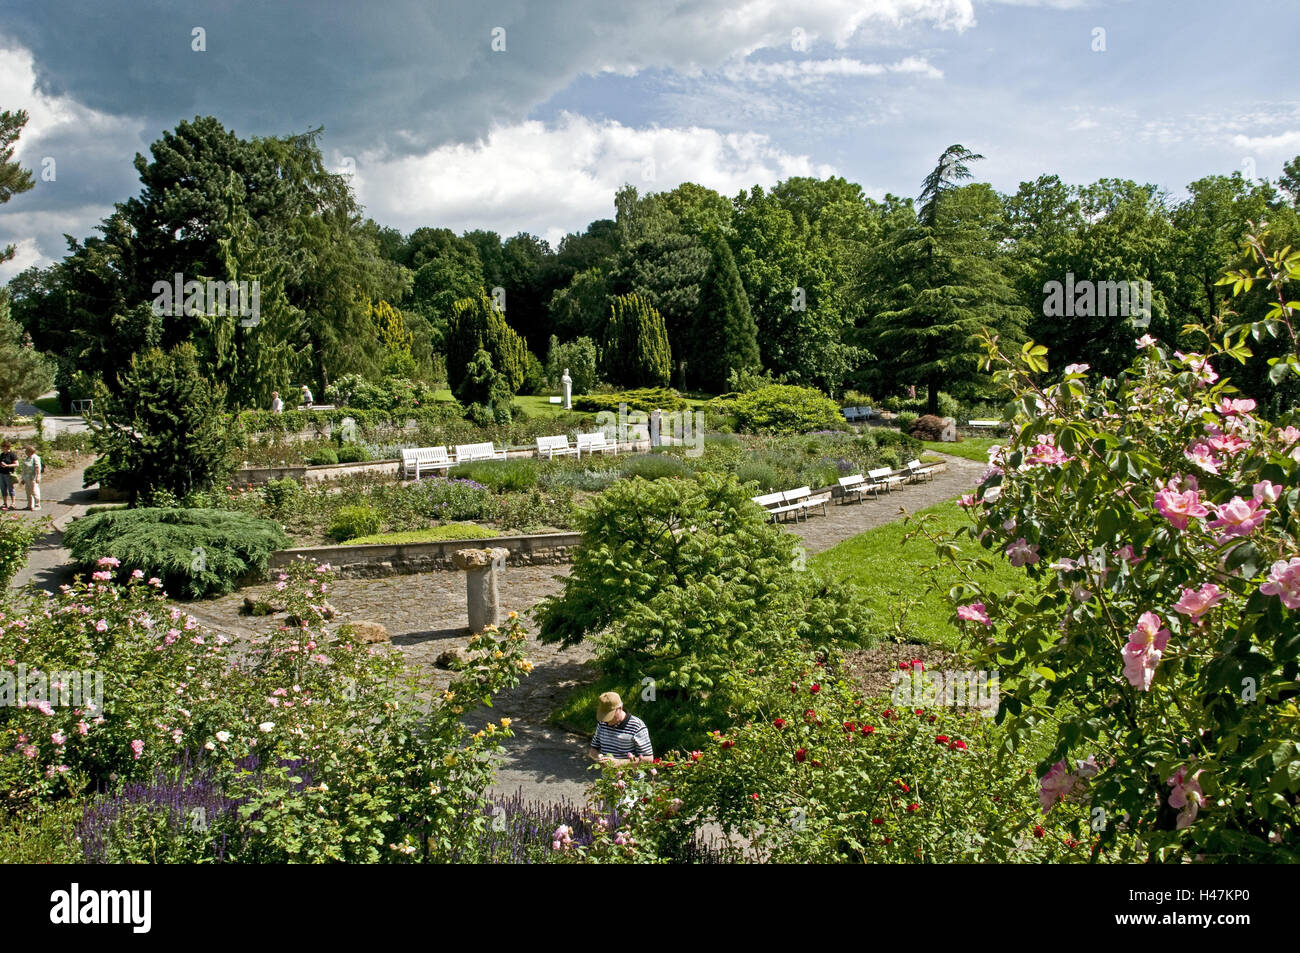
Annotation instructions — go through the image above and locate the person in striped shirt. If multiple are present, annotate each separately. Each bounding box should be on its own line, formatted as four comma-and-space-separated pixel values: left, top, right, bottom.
588, 692, 654, 764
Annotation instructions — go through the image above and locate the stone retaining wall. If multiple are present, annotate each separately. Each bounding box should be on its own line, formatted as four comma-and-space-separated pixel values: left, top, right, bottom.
270, 531, 583, 578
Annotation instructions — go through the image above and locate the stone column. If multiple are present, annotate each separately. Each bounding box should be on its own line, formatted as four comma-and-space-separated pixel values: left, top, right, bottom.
561, 368, 572, 410
452, 547, 510, 633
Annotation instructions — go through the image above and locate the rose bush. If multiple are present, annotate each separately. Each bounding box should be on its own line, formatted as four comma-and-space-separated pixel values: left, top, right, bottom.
0, 560, 537, 862
575, 650, 1089, 863
922, 307, 1300, 859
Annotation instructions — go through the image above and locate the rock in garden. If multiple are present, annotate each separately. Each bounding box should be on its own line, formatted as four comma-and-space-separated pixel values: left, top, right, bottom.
347, 620, 389, 643
435, 647, 468, 670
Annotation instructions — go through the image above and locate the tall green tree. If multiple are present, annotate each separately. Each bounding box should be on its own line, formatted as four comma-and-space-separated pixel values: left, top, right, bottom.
0, 108, 36, 264
0, 289, 54, 424
690, 233, 760, 391
865, 147, 1028, 414
600, 293, 671, 387
194, 173, 304, 409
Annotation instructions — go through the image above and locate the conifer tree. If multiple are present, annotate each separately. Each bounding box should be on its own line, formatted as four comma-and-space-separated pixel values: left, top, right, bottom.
600, 293, 671, 387
690, 234, 760, 391
446, 294, 527, 395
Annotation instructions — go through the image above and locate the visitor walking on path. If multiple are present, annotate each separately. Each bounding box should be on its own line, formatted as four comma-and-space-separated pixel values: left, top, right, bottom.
0, 441, 18, 510
20, 445, 42, 511
300, 384, 313, 408
588, 692, 654, 764
271, 391, 284, 413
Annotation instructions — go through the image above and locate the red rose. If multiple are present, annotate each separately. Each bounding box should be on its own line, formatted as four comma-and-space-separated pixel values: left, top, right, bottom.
928, 715, 937, 724
789, 683, 799, 694
896, 780, 910, 792
907, 803, 919, 813
910, 659, 924, 671
1065, 837, 1080, 849
882, 708, 894, 719
810, 759, 822, 767
871, 818, 884, 825
914, 708, 924, 716
803, 709, 817, 722
810, 683, 821, 694
689, 750, 702, 762
860, 725, 875, 734
794, 748, 807, 763
949, 740, 967, 751
773, 718, 786, 729
934, 735, 950, 744
749, 793, 760, 801
842, 721, 856, 732
1033, 825, 1045, 839
721, 739, 735, 749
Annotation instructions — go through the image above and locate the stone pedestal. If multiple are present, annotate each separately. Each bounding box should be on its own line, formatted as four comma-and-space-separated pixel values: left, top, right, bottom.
940, 417, 958, 442
452, 547, 510, 632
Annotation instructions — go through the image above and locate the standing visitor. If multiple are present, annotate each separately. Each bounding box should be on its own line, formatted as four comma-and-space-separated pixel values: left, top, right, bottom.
20, 445, 42, 511
300, 384, 314, 408
271, 391, 284, 414
0, 441, 17, 510
588, 692, 654, 764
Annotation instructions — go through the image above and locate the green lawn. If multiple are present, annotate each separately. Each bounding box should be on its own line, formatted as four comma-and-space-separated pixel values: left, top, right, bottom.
342, 524, 500, 545
920, 437, 1002, 464
511, 394, 570, 419
32, 397, 63, 415
810, 498, 1029, 648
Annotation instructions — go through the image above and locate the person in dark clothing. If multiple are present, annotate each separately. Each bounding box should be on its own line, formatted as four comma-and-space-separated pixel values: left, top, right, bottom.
0, 442, 18, 510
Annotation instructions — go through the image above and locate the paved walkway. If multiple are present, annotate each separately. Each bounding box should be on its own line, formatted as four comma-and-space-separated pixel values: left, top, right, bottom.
10, 457, 98, 591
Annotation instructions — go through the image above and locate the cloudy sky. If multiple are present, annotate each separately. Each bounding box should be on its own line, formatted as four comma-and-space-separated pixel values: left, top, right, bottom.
1, 0, 1296, 280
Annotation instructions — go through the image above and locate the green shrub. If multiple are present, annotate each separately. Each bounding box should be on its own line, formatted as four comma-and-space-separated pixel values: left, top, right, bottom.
734, 460, 783, 492
324, 374, 439, 411
307, 446, 338, 466
619, 453, 692, 481
448, 459, 538, 493
535, 475, 871, 746
896, 411, 919, 432
0, 513, 49, 587
574, 387, 688, 414
329, 505, 383, 542
260, 478, 303, 514
335, 442, 370, 464
730, 385, 843, 434
63, 508, 289, 598
546, 336, 599, 395
493, 488, 573, 532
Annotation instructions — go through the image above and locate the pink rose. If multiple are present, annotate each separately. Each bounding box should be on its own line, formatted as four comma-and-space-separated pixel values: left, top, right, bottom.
1172, 583, 1225, 621
957, 603, 992, 627
1206, 496, 1268, 543
1260, 558, 1300, 610
1005, 538, 1041, 568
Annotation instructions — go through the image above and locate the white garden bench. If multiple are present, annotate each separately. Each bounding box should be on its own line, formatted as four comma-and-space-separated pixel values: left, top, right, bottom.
575, 432, 618, 457
536, 434, 579, 460
751, 490, 785, 518
454, 442, 507, 463
842, 406, 877, 423
839, 474, 869, 504
867, 467, 905, 495
906, 459, 940, 483
402, 446, 452, 480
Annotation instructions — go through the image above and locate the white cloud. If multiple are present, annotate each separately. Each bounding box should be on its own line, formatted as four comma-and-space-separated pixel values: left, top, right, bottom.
350, 114, 839, 247
1230, 130, 1300, 154
722, 55, 943, 84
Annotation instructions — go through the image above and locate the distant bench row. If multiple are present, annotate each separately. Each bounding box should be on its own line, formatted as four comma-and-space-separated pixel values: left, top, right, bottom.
401, 433, 618, 479
751, 459, 940, 523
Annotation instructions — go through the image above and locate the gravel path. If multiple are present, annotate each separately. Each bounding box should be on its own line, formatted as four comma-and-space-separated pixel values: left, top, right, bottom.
10, 455, 98, 592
